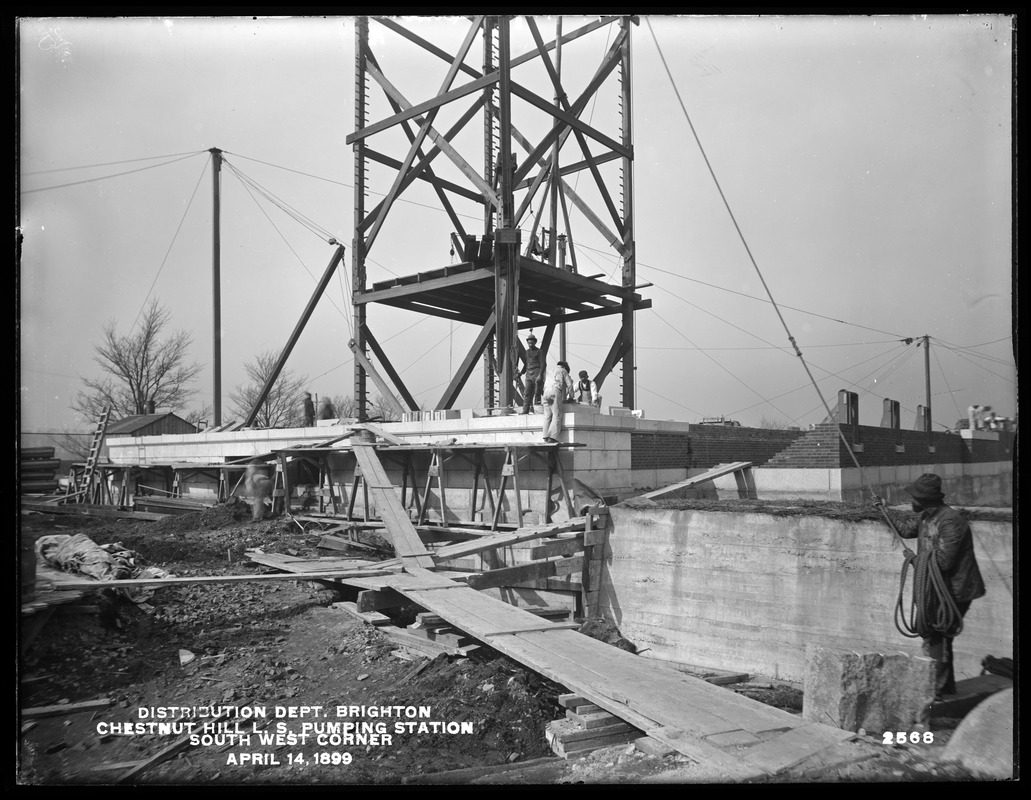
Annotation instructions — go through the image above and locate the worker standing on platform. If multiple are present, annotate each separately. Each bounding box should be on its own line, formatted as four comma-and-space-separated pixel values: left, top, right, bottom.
874, 473, 985, 699
574, 370, 600, 407
520, 332, 544, 414
302, 392, 315, 427
318, 396, 336, 421
541, 360, 574, 443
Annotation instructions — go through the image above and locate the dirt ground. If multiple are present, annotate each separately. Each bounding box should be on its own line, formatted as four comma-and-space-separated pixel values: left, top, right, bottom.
16, 504, 994, 786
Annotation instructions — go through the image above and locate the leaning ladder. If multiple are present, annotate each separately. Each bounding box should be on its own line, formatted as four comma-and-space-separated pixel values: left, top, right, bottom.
74, 406, 112, 504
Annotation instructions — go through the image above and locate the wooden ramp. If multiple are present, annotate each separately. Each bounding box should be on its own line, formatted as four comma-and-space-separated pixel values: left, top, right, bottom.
380, 574, 852, 780
262, 444, 852, 779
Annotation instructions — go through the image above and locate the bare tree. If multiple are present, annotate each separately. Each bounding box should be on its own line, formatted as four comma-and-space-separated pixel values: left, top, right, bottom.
758, 416, 791, 430
72, 300, 202, 421
327, 395, 358, 420
229, 351, 308, 428
368, 394, 402, 422
183, 403, 213, 430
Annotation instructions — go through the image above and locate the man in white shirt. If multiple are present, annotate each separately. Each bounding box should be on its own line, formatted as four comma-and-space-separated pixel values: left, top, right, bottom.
574, 370, 600, 407
541, 361, 574, 443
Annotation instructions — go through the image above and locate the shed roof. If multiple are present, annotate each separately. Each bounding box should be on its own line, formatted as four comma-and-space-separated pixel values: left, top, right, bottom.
106, 412, 198, 436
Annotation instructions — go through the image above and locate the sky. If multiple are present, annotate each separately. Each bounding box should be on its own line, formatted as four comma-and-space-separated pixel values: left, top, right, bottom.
18, 14, 1016, 435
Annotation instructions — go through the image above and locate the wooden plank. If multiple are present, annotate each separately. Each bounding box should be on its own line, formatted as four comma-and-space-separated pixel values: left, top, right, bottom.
566, 709, 623, 729
739, 723, 855, 775
55, 569, 398, 591
351, 445, 435, 568
516, 630, 801, 736
357, 423, 407, 446
528, 536, 584, 559
22, 699, 114, 718
465, 559, 558, 591
583, 528, 607, 547
479, 621, 581, 636
379, 627, 479, 658
330, 601, 393, 626
645, 726, 768, 781
433, 519, 586, 561
638, 462, 753, 500
21, 501, 168, 521
548, 719, 634, 743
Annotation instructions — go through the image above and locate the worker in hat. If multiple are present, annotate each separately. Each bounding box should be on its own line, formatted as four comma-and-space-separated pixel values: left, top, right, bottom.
541, 360, 574, 443
574, 369, 600, 408
302, 392, 315, 427
874, 473, 986, 698
518, 333, 544, 414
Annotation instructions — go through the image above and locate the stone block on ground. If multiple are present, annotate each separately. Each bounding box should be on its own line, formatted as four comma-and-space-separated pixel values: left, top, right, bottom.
802, 642, 935, 734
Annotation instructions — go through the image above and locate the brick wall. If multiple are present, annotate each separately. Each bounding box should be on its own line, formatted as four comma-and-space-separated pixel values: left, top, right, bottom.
631, 427, 805, 470
766, 424, 1016, 468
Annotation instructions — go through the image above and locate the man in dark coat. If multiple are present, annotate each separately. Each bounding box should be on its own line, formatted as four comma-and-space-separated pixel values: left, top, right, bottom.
519, 333, 544, 414
302, 392, 315, 427
875, 473, 986, 697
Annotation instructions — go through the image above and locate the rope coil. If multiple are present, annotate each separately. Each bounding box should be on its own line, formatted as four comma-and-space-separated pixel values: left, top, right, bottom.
890, 524, 964, 640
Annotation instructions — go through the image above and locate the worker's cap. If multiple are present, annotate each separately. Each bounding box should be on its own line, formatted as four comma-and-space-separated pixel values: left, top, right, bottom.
578, 370, 589, 379
304, 391, 311, 397
904, 473, 944, 501
526, 333, 537, 343
557, 361, 570, 371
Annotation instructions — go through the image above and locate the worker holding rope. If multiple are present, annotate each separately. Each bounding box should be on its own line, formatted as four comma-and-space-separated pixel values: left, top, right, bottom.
874, 473, 986, 699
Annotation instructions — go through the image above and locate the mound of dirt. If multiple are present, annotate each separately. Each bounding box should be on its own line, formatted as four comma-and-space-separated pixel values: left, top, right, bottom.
577, 617, 637, 652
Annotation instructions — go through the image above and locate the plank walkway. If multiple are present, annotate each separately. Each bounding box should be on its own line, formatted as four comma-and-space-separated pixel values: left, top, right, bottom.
249, 444, 853, 778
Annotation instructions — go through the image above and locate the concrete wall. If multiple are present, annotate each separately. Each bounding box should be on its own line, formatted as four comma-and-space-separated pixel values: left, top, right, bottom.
696, 461, 1013, 507
597, 506, 1013, 684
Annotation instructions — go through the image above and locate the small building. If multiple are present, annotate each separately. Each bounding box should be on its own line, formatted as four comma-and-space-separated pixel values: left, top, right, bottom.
106, 412, 200, 439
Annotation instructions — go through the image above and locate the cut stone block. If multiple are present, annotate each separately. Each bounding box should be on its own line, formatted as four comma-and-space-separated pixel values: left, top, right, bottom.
802, 643, 935, 734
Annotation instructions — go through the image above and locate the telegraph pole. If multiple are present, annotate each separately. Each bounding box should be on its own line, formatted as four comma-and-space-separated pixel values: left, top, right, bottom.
923, 334, 932, 437
210, 147, 223, 426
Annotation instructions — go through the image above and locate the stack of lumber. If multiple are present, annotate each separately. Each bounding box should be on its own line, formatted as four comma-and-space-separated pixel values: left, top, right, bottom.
133, 496, 212, 515
545, 693, 644, 758
386, 613, 479, 657
20, 447, 61, 495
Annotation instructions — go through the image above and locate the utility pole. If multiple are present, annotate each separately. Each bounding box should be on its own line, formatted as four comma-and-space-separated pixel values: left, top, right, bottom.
210, 147, 223, 426
923, 334, 932, 438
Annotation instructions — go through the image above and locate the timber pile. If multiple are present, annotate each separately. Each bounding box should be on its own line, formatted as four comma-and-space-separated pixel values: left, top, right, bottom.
20, 446, 61, 495
545, 693, 644, 758
133, 496, 213, 515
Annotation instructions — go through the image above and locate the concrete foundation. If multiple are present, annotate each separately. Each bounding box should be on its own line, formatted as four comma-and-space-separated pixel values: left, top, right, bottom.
598, 506, 1012, 684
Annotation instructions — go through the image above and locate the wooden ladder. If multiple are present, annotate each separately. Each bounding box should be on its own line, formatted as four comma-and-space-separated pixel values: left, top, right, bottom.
75, 406, 112, 503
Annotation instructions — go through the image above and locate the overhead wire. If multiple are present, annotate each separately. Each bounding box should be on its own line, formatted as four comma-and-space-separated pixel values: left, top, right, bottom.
729, 340, 911, 418
645, 16, 889, 502
653, 310, 799, 424
931, 342, 965, 423
21, 151, 206, 195
127, 158, 210, 336
224, 161, 352, 327
22, 150, 208, 176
